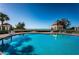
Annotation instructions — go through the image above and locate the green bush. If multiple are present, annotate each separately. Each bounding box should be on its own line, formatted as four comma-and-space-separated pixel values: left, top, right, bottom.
0, 30, 8, 34
72, 31, 79, 34
66, 30, 75, 33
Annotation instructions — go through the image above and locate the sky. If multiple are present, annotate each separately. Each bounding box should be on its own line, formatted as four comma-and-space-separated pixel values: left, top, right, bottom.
0, 3, 79, 29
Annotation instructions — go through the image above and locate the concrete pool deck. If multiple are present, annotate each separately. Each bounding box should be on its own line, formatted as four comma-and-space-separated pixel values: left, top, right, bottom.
0, 32, 79, 39
0, 34, 11, 39
0, 32, 27, 39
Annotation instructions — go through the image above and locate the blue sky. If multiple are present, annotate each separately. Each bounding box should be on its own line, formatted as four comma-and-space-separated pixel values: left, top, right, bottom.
0, 3, 79, 29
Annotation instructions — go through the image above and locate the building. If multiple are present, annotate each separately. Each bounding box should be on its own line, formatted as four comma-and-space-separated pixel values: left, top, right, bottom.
51, 22, 63, 32
0, 23, 12, 31
74, 27, 79, 31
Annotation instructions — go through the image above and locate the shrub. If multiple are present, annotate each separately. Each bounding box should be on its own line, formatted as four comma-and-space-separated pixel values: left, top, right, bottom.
66, 30, 75, 33
0, 30, 8, 34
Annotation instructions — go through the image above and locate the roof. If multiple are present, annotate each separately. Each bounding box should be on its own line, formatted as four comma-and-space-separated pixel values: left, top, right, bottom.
3, 23, 11, 25
0, 23, 12, 26
52, 22, 63, 26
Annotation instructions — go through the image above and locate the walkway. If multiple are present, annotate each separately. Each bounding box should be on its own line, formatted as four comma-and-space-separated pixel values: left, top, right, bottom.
0, 34, 10, 39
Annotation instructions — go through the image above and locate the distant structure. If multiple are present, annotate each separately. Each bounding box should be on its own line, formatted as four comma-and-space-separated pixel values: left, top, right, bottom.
0, 23, 12, 31
74, 27, 79, 31
51, 22, 63, 32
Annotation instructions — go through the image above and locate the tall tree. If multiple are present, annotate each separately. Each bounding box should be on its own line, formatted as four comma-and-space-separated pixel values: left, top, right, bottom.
16, 22, 25, 29
0, 12, 10, 30
56, 18, 71, 29
61, 18, 70, 29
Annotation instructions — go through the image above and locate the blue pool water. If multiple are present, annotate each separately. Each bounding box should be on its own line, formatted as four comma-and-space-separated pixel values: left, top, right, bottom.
0, 34, 79, 55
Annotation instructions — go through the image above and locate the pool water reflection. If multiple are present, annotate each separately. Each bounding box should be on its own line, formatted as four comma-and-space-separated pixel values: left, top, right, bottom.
0, 34, 79, 55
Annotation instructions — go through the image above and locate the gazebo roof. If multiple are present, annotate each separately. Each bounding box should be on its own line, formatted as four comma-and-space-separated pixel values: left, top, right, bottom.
0, 23, 12, 26
3, 23, 11, 25
52, 22, 60, 25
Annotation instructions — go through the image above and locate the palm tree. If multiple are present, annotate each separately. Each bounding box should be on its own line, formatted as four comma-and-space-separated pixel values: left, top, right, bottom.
0, 12, 10, 30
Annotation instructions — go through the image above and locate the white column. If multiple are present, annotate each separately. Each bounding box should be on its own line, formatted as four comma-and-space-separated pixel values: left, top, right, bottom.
0, 26, 2, 30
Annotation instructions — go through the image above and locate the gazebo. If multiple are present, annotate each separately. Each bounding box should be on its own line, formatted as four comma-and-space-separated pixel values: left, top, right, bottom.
0, 23, 12, 31
51, 22, 64, 32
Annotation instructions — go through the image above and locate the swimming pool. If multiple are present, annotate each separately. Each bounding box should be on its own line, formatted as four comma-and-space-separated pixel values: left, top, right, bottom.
0, 33, 79, 55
